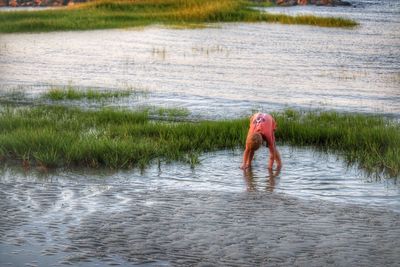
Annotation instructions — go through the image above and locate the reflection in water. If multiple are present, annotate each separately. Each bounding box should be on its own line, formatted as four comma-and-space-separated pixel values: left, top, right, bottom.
243, 168, 281, 192
267, 168, 280, 192
243, 168, 256, 192
0, 146, 398, 210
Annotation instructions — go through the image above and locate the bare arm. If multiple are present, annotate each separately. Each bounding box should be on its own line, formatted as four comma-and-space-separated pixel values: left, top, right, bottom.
241, 147, 251, 169
241, 120, 254, 169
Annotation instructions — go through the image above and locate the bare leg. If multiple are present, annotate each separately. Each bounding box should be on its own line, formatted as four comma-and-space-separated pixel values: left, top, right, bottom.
268, 154, 274, 170
248, 150, 255, 168
274, 148, 282, 170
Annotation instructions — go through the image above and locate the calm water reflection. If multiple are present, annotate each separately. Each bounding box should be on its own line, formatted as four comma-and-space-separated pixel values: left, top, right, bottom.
243, 168, 281, 192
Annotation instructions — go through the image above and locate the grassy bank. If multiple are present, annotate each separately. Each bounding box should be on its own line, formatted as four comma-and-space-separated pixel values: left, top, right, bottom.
0, 106, 398, 177
0, 0, 357, 33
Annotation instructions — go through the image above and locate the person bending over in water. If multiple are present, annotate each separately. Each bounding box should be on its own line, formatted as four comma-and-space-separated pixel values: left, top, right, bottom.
241, 113, 282, 170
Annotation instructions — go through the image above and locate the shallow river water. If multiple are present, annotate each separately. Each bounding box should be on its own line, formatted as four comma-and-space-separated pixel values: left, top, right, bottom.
1, 147, 399, 266
1, 147, 400, 266
0, 0, 400, 266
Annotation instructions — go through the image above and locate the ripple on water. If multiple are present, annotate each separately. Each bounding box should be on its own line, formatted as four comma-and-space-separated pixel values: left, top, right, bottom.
0, 145, 400, 266
0, 2, 399, 119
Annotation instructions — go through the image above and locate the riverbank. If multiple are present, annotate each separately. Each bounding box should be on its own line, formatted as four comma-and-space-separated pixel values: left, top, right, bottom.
0, 0, 357, 33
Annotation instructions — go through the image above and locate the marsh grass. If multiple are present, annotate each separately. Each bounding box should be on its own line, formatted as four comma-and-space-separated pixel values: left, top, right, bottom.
0, 106, 398, 178
0, 0, 357, 33
0, 106, 247, 170
273, 109, 400, 178
45, 87, 133, 101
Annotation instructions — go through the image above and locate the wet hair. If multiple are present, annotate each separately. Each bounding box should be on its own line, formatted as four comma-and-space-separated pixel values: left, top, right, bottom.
248, 133, 262, 151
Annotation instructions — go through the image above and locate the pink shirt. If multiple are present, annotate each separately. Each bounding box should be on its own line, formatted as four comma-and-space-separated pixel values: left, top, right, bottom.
248, 113, 277, 152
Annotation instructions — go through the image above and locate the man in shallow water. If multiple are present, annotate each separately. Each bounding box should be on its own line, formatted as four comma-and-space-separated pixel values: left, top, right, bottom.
241, 113, 282, 170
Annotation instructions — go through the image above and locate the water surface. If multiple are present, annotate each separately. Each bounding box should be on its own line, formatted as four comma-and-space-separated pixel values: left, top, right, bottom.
0, 1, 399, 119
0, 147, 400, 266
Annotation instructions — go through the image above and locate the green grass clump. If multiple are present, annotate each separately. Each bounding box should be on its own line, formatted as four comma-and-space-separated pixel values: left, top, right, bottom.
272, 109, 400, 178
0, 106, 398, 178
0, 105, 247, 170
0, 0, 357, 33
45, 87, 132, 101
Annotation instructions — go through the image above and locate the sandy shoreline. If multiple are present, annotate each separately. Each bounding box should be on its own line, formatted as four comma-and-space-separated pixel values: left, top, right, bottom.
1, 178, 399, 266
